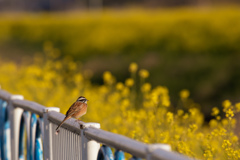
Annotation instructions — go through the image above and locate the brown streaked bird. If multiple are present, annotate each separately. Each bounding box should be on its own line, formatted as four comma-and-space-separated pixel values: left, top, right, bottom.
55, 96, 88, 133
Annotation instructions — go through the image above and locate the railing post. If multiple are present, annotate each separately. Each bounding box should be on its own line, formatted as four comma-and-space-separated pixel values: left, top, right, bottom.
8, 95, 24, 160
43, 107, 60, 160
81, 123, 101, 160
146, 144, 171, 160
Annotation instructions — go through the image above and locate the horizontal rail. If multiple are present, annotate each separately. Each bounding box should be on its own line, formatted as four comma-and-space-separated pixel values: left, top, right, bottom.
85, 127, 146, 158
12, 99, 46, 117
47, 110, 81, 134
84, 127, 190, 160
151, 148, 190, 160
0, 89, 11, 101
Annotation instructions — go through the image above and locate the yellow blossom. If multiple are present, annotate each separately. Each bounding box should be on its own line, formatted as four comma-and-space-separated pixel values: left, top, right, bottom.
226, 108, 234, 119
188, 124, 198, 133
222, 100, 232, 110
116, 82, 124, 91
166, 112, 174, 124
183, 113, 189, 120
180, 89, 190, 99
141, 83, 151, 92
209, 119, 218, 128
211, 107, 220, 116
103, 71, 115, 85
121, 87, 130, 97
74, 74, 83, 83
139, 69, 149, 79
222, 119, 229, 127
129, 62, 138, 73
177, 109, 184, 116
125, 78, 134, 87
222, 140, 232, 149
231, 135, 239, 143
216, 116, 221, 120
162, 98, 170, 107
235, 102, 240, 112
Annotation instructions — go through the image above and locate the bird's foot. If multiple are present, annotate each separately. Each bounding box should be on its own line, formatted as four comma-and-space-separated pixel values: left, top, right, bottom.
75, 120, 85, 129
55, 129, 60, 135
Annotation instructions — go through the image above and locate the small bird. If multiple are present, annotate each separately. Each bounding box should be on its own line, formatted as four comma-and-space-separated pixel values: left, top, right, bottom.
55, 96, 88, 134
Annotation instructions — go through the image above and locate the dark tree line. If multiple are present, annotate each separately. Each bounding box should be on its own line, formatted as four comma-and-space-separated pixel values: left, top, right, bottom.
0, 0, 239, 11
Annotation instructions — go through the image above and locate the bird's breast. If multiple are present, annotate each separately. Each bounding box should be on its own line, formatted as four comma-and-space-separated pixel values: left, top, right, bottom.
72, 104, 87, 119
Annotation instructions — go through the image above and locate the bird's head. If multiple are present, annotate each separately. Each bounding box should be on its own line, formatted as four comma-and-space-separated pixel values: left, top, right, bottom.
77, 96, 88, 104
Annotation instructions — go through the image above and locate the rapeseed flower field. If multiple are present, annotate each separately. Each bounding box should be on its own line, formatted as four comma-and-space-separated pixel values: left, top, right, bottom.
1, 6, 240, 160
1, 7, 240, 109
0, 46, 240, 159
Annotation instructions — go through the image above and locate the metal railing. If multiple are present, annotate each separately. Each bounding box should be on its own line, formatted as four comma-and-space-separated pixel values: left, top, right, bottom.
0, 89, 191, 160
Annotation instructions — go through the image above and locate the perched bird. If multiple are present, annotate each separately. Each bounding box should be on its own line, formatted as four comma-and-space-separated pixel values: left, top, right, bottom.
55, 96, 88, 134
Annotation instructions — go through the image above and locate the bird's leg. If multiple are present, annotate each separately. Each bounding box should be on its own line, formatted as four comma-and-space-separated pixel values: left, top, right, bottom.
75, 119, 85, 129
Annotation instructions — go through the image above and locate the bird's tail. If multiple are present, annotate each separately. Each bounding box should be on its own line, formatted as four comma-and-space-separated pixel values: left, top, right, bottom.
55, 117, 70, 134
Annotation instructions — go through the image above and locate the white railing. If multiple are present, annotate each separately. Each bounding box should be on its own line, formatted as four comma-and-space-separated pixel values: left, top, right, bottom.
0, 89, 191, 160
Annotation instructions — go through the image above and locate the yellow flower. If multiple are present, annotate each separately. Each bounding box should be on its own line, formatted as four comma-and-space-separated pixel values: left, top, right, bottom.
216, 116, 221, 120
121, 87, 130, 97
211, 107, 220, 116
177, 109, 184, 116
226, 108, 234, 119
121, 99, 130, 110
222, 100, 232, 110
222, 140, 232, 149
139, 69, 149, 79
183, 113, 189, 119
116, 82, 124, 91
125, 78, 134, 87
219, 128, 227, 136
222, 118, 229, 127
74, 74, 83, 83
103, 71, 115, 85
203, 150, 213, 159
162, 98, 170, 107
141, 83, 151, 92
209, 119, 218, 128
231, 135, 239, 143
188, 124, 198, 133
129, 62, 138, 73
166, 112, 174, 124
235, 102, 240, 112
180, 89, 190, 99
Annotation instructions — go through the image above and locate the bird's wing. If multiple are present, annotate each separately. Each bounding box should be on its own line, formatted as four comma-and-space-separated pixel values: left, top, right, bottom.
66, 101, 84, 117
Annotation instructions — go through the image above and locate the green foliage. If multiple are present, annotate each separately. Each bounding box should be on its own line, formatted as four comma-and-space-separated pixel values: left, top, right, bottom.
1, 50, 240, 159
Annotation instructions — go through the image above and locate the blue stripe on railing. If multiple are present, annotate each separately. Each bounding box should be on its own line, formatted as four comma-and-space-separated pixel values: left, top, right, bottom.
35, 118, 43, 160
114, 150, 125, 160
97, 145, 141, 160
19, 113, 25, 160
97, 145, 114, 160
30, 113, 43, 160
30, 113, 37, 160
0, 99, 10, 160
0, 99, 4, 160
19, 111, 31, 160
129, 156, 142, 160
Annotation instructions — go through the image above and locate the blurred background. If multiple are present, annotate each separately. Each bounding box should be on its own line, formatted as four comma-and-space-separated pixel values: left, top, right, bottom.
0, 1, 240, 119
